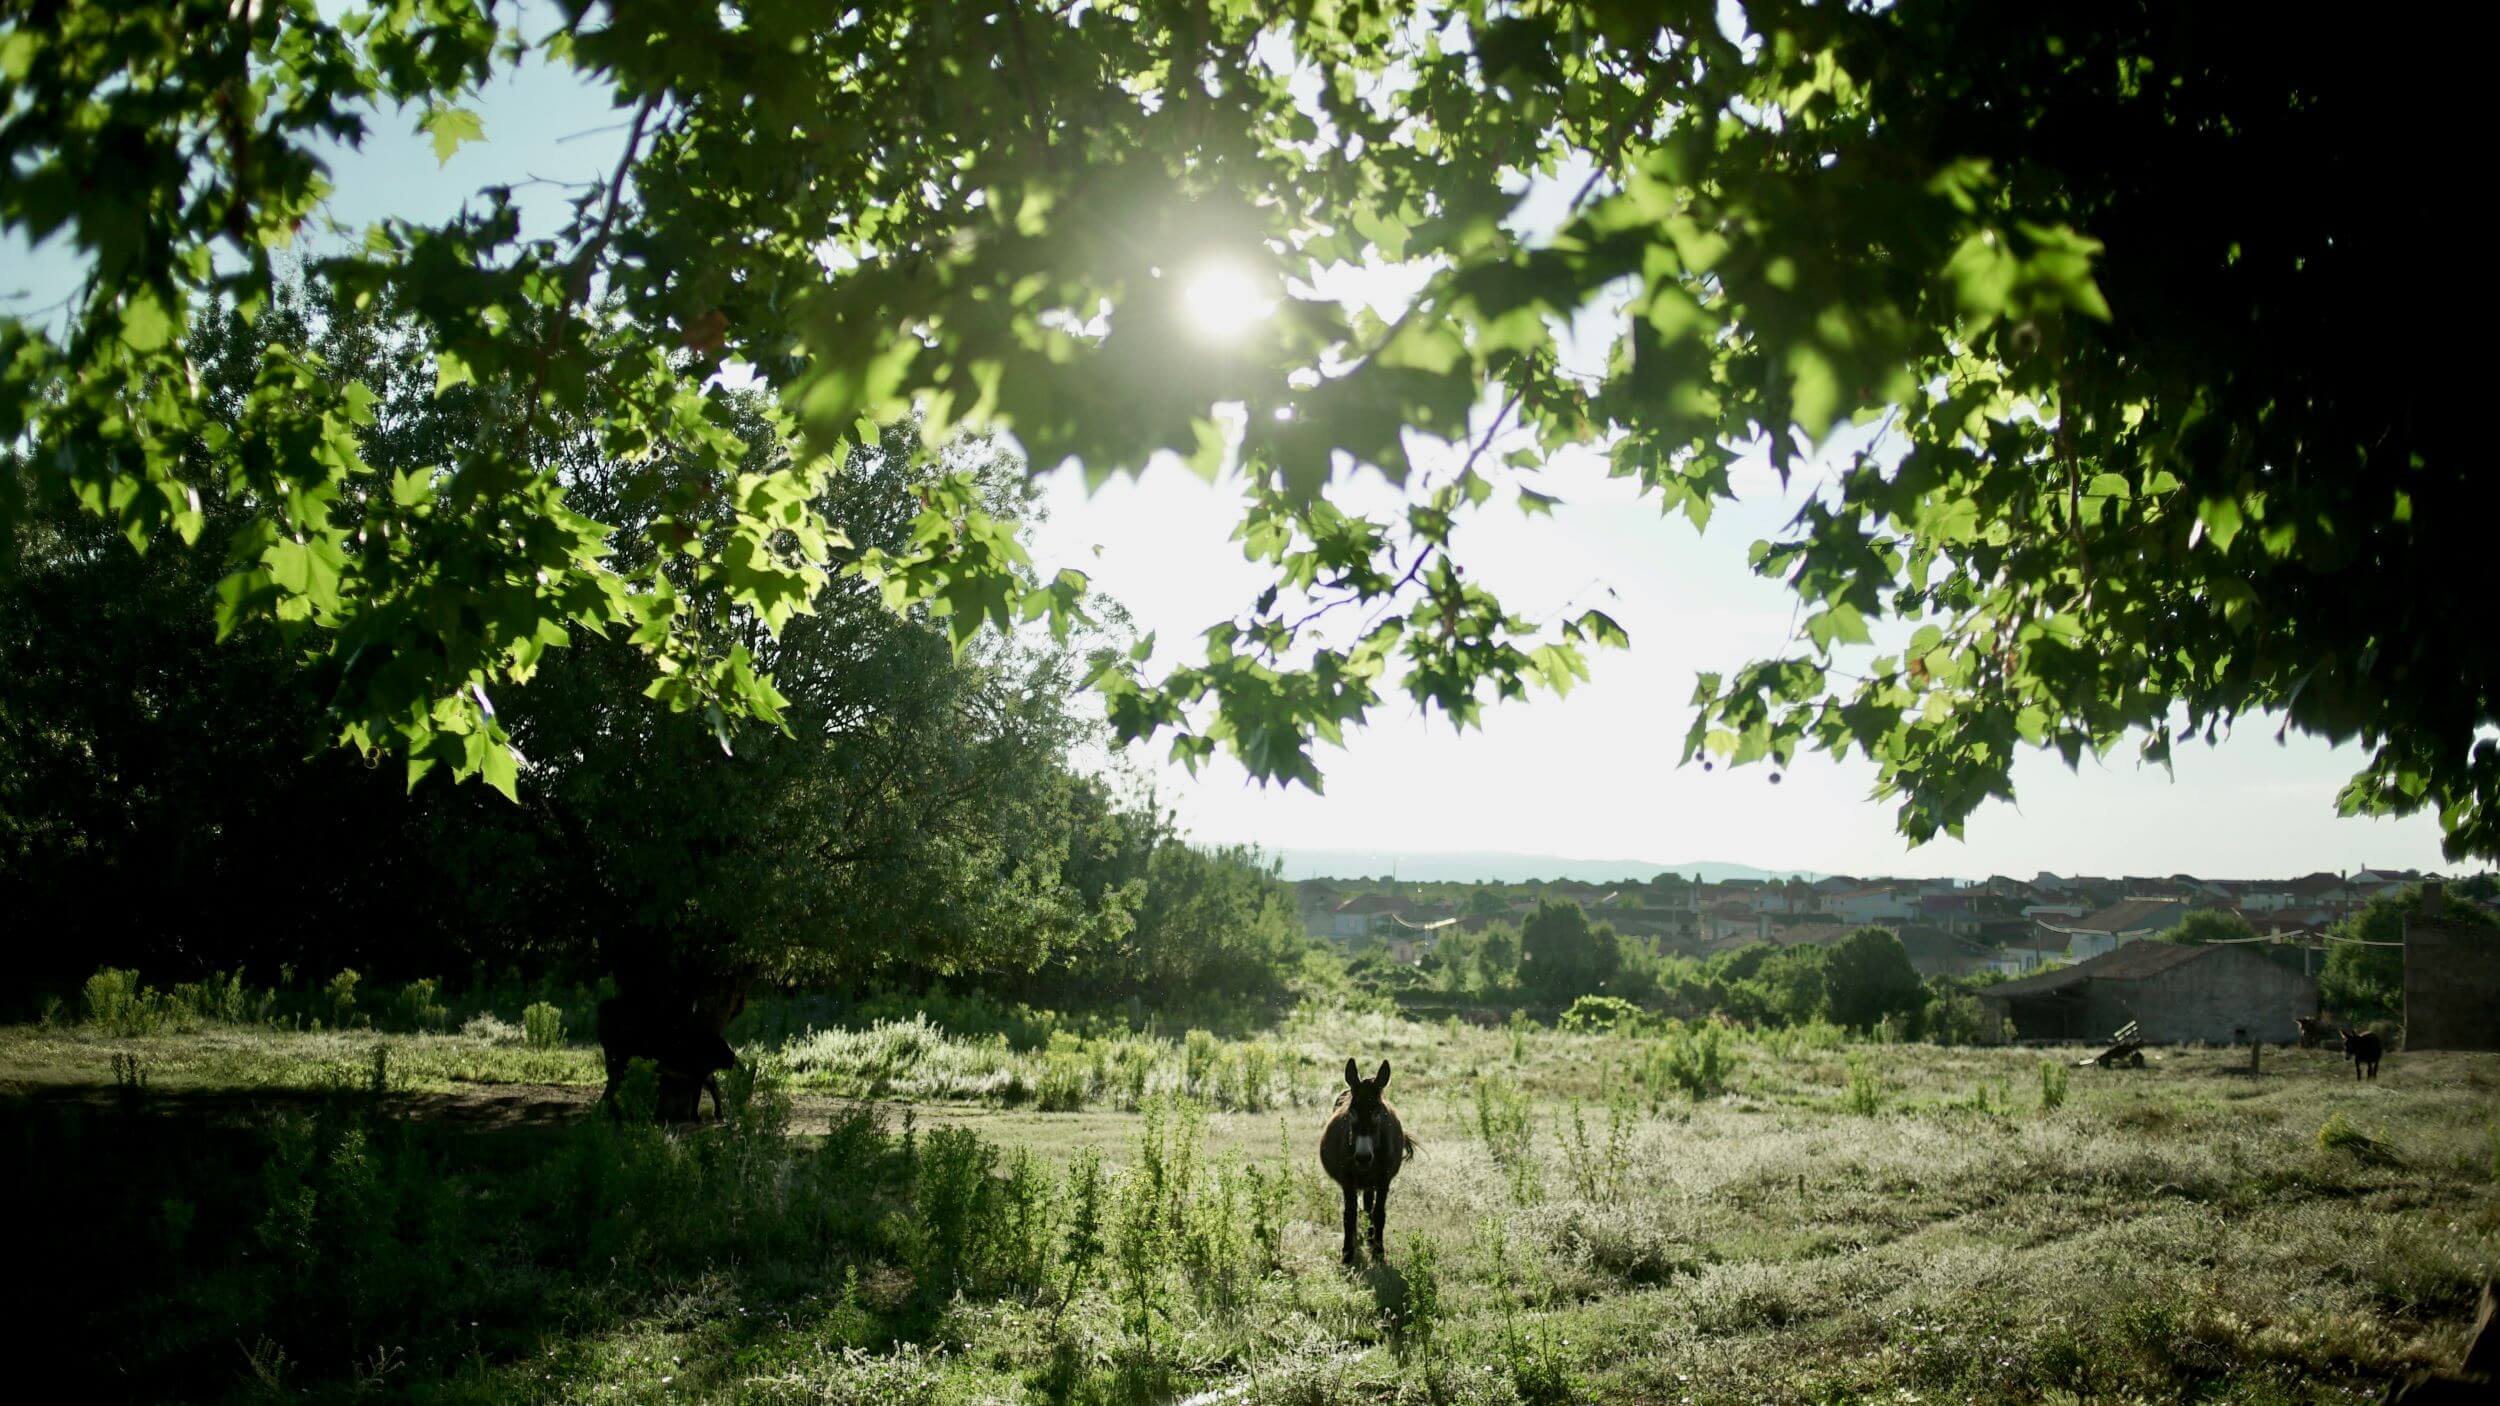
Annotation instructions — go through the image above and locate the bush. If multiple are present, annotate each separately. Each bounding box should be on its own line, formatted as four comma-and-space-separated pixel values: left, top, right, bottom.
1925, 991, 1996, 1046
1182, 1028, 1222, 1094
85, 967, 173, 1035
324, 969, 362, 1027
391, 978, 448, 1033
1037, 1055, 1089, 1111
1558, 994, 1645, 1034
521, 1001, 566, 1050
1650, 1021, 1735, 1101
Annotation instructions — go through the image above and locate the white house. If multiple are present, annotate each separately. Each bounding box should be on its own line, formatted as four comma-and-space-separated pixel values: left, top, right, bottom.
1824, 885, 1920, 925
1330, 895, 1408, 940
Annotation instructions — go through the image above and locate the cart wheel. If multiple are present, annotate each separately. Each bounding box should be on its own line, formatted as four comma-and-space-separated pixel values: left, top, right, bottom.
2128, 1052, 2146, 1068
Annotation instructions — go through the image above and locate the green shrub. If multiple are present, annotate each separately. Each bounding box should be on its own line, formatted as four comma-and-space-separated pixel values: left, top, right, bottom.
2318, 1111, 2400, 1165
391, 978, 448, 1032
1037, 1054, 1089, 1111
1558, 994, 1644, 1034
324, 969, 362, 1027
1182, 1027, 1221, 1094
86, 967, 173, 1035
1841, 1053, 1886, 1115
521, 1001, 566, 1050
1389, 1234, 1444, 1349
907, 1126, 998, 1300
175, 968, 276, 1025
1925, 991, 1995, 1046
1472, 1075, 1539, 1203
1060, 1145, 1108, 1301
1654, 1021, 1735, 1101
2040, 1060, 2070, 1112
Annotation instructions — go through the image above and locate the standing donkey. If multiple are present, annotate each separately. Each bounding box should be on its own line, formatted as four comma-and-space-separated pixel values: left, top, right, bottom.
2340, 1025, 2384, 1081
1319, 1058, 1414, 1265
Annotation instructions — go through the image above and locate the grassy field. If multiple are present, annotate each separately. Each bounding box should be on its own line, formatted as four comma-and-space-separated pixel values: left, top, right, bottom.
9, 1009, 2496, 1405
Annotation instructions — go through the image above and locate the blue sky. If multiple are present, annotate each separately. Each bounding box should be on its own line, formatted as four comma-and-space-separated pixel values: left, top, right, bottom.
3, 31, 2462, 880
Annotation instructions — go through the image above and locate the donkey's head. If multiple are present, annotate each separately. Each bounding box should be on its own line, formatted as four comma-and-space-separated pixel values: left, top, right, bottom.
1341, 1057, 1393, 1173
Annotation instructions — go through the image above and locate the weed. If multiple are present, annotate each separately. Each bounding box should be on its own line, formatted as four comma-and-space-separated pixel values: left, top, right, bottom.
111, 1051, 146, 1111
1655, 1020, 1735, 1101
2040, 1060, 2070, 1112
1472, 1074, 1540, 1204
323, 969, 362, 1028
2318, 1111, 2400, 1165
1842, 1053, 1886, 1115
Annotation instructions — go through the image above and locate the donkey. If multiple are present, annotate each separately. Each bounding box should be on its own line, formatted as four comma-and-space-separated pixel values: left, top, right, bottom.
1319, 1058, 1414, 1265
596, 983, 746, 1121
2340, 1026, 2383, 1081
2294, 1012, 2337, 1049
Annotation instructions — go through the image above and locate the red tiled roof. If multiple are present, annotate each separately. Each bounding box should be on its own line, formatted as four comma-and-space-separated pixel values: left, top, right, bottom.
2041, 897, 2187, 936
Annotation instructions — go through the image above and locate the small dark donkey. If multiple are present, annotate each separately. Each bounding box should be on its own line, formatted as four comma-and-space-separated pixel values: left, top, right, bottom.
597, 984, 746, 1122
2341, 1026, 2384, 1082
1319, 1058, 1415, 1265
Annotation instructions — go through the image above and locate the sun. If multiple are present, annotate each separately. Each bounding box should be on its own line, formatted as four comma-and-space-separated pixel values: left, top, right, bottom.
1178, 259, 1277, 342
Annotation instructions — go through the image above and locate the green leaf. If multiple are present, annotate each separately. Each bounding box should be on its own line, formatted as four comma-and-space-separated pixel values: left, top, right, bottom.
421, 107, 486, 166
121, 287, 175, 352
479, 739, 519, 802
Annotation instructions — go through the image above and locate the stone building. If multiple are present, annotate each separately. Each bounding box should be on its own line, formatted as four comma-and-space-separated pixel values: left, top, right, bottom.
2403, 884, 2500, 1050
1979, 940, 2317, 1044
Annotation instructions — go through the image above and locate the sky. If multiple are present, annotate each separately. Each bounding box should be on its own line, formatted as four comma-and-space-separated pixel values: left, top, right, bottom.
2, 17, 2464, 882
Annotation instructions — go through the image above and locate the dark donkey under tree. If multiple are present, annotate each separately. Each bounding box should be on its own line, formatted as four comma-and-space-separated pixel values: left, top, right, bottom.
1319, 1058, 1415, 1265
596, 982, 747, 1122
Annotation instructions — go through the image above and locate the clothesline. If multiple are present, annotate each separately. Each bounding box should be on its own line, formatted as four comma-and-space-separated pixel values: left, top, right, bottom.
2200, 931, 2404, 948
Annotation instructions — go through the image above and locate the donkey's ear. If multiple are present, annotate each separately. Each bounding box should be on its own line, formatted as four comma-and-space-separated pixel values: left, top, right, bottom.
1375, 1060, 1392, 1089
1344, 1057, 1361, 1089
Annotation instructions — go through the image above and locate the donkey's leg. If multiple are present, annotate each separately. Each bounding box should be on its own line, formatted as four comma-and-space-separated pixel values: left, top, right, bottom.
1369, 1181, 1391, 1259
1339, 1183, 1361, 1265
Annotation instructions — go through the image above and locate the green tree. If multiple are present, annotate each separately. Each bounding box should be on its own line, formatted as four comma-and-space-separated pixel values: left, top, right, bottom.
5, 1, 2489, 859
2322, 886, 2498, 1022
1477, 924, 1521, 989
1520, 901, 1621, 1001
1744, 948, 1831, 1027
2165, 910, 2257, 945
1821, 928, 1926, 1031
3, 283, 1123, 990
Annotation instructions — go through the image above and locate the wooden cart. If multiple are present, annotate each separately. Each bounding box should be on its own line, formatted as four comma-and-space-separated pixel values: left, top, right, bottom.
2079, 1020, 2148, 1068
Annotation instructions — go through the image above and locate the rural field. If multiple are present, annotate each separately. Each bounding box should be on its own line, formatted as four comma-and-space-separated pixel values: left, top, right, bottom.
11, 991, 2497, 1405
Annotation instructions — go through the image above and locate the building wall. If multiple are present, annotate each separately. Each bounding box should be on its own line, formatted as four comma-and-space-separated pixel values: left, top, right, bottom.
2404, 918, 2500, 1051
1826, 891, 1917, 924
2081, 948, 2317, 1043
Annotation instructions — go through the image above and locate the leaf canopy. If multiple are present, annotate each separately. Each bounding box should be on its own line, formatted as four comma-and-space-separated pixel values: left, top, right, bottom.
1, 0, 2485, 854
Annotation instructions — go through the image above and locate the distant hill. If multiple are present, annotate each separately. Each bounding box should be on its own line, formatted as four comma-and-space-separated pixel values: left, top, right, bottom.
1261, 849, 1820, 885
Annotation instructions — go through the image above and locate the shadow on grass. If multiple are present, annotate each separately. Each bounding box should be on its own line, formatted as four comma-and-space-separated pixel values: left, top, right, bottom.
9, 1082, 970, 1404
